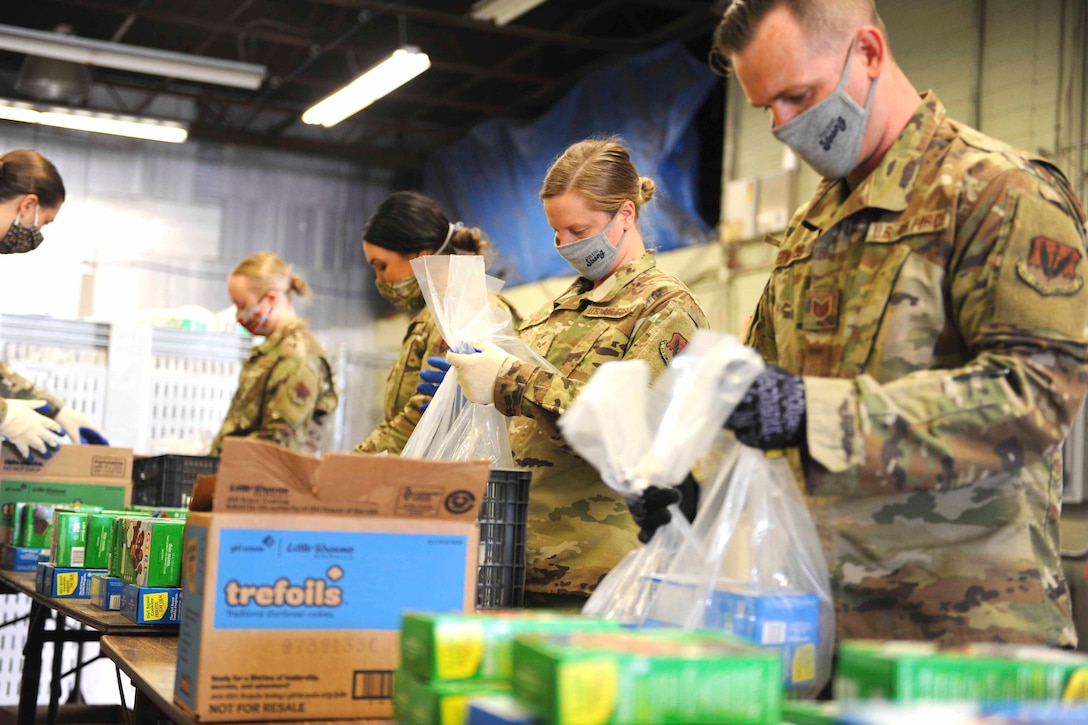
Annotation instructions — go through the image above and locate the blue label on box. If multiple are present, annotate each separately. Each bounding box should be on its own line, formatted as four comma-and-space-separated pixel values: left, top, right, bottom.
707, 589, 820, 687
2, 544, 49, 572
214, 528, 469, 631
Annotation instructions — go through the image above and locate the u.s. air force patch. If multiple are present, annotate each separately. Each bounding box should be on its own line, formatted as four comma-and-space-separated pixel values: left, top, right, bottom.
1016, 236, 1084, 295
659, 332, 688, 364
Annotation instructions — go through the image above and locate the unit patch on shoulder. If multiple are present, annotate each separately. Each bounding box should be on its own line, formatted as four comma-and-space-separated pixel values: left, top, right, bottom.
293, 381, 312, 402
1016, 236, 1084, 296
659, 332, 689, 364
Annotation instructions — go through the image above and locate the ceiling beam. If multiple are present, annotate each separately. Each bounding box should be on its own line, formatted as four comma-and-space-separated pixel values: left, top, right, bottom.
189, 122, 427, 168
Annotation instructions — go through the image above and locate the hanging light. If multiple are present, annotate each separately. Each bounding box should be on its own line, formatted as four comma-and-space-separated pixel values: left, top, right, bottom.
0, 99, 188, 144
301, 47, 430, 128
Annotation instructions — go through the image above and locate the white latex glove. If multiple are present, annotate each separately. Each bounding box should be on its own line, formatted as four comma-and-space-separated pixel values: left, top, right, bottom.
54, 406, 110, 445
0, 399, 64, 461
446, 343, 513, 406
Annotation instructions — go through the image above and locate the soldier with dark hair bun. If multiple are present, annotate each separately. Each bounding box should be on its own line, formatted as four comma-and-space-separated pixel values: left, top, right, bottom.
0, 149, 111, 460
353, 190, 517, 455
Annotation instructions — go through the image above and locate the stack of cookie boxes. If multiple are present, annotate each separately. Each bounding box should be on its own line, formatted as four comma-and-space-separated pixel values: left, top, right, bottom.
116, 511, 187, 623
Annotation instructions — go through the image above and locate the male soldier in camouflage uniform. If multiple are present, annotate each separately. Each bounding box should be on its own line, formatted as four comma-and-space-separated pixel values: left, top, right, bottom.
211, 319, 338, 456
447, 139, 708, 605
699, 0, 1088, 647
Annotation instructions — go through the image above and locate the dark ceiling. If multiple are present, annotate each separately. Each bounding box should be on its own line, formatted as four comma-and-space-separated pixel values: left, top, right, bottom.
0, 1, 724, 171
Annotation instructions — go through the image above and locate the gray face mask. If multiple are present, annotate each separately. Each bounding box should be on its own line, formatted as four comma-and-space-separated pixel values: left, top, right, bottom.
554, 209, 625, 281
772, 39, 879, 179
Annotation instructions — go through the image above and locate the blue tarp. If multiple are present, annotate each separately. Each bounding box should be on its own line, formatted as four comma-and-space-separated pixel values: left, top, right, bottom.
424, 42, 718, 285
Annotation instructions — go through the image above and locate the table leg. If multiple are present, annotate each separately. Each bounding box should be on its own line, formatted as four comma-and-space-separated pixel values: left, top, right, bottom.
133, 687, 167, 725
47, 613, 66, 725
17, 602, 49, 725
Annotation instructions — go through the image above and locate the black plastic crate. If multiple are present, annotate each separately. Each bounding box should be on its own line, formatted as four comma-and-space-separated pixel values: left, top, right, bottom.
131, 455, 220, 508
476, 468, 530, 609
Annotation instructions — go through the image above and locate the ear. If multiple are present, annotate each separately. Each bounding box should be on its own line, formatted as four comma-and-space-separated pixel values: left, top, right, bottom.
620, 199, 637, 230
17, 194, 38, 216
416, 249, 434, 258
856, 27, 885, 79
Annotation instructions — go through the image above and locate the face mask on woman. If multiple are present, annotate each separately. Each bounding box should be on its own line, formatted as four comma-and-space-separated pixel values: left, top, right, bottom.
237, 295, 272, 336
376, 275, 426, 311
554, 209, 625, 281
0, 205, 43, 255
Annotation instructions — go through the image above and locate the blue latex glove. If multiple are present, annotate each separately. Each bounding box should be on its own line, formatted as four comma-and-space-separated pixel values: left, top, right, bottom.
418, 356, 451, 412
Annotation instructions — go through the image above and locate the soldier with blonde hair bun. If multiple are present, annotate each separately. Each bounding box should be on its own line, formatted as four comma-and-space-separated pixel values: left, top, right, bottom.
445, 138, 709, 607
211, 252, 338, 455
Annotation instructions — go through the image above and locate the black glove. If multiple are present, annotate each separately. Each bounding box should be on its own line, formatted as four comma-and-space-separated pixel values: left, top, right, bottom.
725, 365, 806, 450
628, 485, 682, 544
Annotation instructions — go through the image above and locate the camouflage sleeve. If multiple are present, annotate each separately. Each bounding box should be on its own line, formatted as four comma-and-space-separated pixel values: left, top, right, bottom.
495, 303, 704, 420
249, 353, 329, 449
353, 314, 445, 455
743, 277, 778, 365
0, 359, 64, 419
805, 169, 1088, 496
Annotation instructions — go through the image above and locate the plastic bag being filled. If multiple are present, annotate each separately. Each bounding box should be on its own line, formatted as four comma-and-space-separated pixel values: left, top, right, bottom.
401, 255, 553, 466
642, 446, 836, 699
558, 329, 764, 622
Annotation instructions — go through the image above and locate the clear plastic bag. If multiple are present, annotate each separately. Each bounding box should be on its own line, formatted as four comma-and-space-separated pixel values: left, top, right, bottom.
557, 329, 764, 623
401, 255, 553, 466
643, 446, 836, 699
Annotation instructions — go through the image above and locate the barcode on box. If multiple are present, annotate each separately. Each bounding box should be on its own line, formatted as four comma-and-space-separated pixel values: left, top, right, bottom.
108, 594, 119, 609
351, 670, 392, 700
72, 547, 84, 568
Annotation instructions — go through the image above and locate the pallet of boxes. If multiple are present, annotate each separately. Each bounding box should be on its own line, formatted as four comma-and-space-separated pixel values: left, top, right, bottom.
172, 437, 492, 723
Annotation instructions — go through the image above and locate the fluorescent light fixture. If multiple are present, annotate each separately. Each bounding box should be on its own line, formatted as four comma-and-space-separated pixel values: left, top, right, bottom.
470, 0, 549, 26
302, 48, 430, 128
0, 23, 266, 90
0, 99, 188, 143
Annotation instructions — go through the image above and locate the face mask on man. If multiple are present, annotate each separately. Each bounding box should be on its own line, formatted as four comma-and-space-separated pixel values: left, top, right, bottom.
772, 38, 879, 179
237, 296, 272, 336
0, 205, 43, 255
555, 209, 626, 281
375, 275, 426, 311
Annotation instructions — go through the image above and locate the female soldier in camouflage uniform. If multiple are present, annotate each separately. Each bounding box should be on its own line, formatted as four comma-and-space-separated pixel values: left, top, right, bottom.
0, 149, 109, 460
353, 191, 517, 454
447, 139, 709, 607
210, 252, 338, 456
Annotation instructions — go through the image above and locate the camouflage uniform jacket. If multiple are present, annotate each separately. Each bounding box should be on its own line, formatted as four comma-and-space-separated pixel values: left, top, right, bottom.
211, 318, 338, 456
494, 251, 708, 595
0, 360, 63, 424
354, 307, 445, 455
353, 296, 521, 455
745, 93, 1088, 647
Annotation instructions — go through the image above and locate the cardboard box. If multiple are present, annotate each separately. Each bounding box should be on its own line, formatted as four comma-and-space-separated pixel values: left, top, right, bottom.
37, 563, 106, 598
120, 582, 183, 624
511, 629, 783, 725
84, 512, 123, 570
0, 444, 132, 543
468, 695, 540, 725
172, 438, 491, 723
705, 586, 821, 689
13, 502, 55, 548
1, 543, 48, 572
51, 510, 90, 567
834, 640, 1088, 702
119, 517, 185, 587
401, 611, 623, 683
90, 573, 124, 611
393, 670, 509, 725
